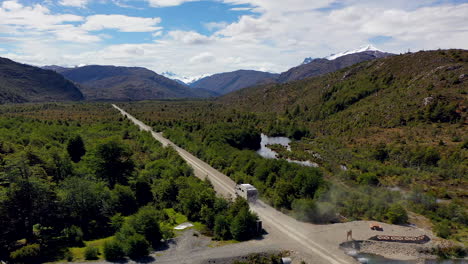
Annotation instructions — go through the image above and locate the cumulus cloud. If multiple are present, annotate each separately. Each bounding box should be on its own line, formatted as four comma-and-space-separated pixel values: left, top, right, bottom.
0, 1, 95, 43
147, 0, 197, 7
59, 0, 89, 8
168, 30, 212, 45
82, 15, 162, 32
204, 21, 228, 31
2, 0, 468, 81
189, 52, 215, 64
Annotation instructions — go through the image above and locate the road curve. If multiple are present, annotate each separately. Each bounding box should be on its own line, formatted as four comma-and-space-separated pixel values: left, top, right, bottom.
112, 104, 355, 264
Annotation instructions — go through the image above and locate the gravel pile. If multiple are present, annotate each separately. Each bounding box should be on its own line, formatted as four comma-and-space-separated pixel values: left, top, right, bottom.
357, 240, 436, 260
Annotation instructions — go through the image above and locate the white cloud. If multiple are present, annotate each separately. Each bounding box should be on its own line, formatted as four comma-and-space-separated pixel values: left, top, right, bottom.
59, 0, 89, 8
152, 31, 163, 37
2, 0, 22, 10
189, 52, 215, 64
82, 15, 162, 32
2, 0, 468, 81
204, 21, 228, 31
230, 7, 253, 11
168, 30, 212, 44
147, 0, 197, 7
0, 1, 83, 31
53, 26, 101, 43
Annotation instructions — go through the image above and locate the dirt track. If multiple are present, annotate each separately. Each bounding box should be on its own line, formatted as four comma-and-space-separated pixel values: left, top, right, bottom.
113, 104, 435, 264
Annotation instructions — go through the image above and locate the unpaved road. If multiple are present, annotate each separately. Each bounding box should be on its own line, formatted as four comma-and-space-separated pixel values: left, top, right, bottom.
113, 104, 433, 264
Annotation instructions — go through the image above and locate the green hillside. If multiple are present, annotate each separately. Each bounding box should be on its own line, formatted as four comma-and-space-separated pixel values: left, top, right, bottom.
123, 50, 467, 243
0, 58, 83, 103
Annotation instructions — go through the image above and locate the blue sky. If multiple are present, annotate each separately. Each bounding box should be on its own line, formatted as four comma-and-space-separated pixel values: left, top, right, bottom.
0, 0, 467, 80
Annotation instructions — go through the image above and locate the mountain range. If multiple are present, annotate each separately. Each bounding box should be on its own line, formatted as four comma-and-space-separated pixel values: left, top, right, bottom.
190, 70, 279, 95
220, 49, 467, 122
0, 57, 83, 104
0, 45, 396, 103
276, 49, 393, 83
47, 65, 216, 101
187, 47, 393, 94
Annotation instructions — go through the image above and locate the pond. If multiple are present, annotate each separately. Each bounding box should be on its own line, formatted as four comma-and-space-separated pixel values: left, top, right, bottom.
256, 134, 318, 167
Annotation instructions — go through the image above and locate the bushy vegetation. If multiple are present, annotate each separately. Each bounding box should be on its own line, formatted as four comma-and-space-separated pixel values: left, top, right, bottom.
84, 246, 99, 260
121, 50, 467, 242
0, 103, 258, 262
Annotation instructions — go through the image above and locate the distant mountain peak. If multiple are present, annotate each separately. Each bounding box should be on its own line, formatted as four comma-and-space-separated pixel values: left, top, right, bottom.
302, 57, 316, 65
325, 44, 382, 60
161, 71, 210, 85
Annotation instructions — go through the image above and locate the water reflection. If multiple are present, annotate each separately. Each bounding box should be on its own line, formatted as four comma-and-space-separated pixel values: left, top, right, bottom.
256, 134, 318, 167
256, 134, 291, 159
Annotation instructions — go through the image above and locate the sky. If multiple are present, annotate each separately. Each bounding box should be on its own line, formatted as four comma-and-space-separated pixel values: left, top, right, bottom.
0, 0, 467, 80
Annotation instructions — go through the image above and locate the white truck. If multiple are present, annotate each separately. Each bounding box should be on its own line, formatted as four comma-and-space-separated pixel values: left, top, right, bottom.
235, 183, 258, 202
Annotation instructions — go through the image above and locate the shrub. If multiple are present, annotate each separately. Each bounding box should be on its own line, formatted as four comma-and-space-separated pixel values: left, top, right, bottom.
61, 225, 84, 246
434, 220, 452, 239
386, 204, 408, 224
230, 208, 258, 241
103, 239, 125, 261
357, 172, 379, 185
126, 206, 162, 248
110, 213, 125, 232
126, 234, 150, 260
84, 246, 99, 260
10, 244, 41, 264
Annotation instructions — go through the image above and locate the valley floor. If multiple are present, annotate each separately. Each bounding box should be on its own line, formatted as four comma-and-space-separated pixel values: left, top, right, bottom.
111, 104, 441, 264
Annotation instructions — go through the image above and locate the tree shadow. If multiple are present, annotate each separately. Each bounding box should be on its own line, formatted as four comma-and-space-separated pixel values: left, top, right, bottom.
132, 255, 155, 263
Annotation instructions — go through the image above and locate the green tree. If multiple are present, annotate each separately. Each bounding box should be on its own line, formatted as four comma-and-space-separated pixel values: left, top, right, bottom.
67, 135, 86, 163
125, 234, 149, 260
230, 208, 258, 241
3, 166, 55, 242
126, 206, 162, 248
57, 177, 111, 236
92, 140, 134, 187
386, 204, 408, 224
111, 185, 137, 216
103, 239, 125, 261
214, 215, 231, 240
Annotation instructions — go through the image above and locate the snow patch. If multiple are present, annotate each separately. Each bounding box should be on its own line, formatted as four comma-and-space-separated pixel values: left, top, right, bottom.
325, 45, 381, 60
162, 71, 209, 85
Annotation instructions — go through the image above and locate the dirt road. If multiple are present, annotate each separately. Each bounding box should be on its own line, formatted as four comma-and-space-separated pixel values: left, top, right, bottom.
113, 104, 431, 264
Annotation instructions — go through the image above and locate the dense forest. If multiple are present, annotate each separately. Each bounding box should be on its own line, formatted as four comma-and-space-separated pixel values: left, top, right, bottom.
122, 50, 467, 245
0, 103, 258, 263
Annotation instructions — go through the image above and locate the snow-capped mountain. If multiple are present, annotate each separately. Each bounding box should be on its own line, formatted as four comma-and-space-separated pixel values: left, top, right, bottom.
302, 57, 316, 65
162, 71, 210, 85
325, 44, 381, 60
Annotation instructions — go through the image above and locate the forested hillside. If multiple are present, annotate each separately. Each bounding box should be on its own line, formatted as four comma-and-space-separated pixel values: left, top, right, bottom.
277, 50, 393, 83
190, 70, 278, 95
124, 50, 467, 244
58, 65, 215, 101
0, 103, 258, 263
0, 58, 83, 104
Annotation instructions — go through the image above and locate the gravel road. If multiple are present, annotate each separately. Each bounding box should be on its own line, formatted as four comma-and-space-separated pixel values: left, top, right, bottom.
112, 104, 435, 264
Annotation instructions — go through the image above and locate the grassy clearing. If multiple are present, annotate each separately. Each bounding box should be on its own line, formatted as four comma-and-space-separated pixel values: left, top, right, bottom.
163, 208, 207, 232
68, 236, 114, 262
